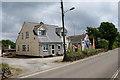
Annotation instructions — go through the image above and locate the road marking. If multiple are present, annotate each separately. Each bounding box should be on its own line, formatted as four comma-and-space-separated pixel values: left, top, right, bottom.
111, 68, 120, 80
19, 51, 113, 78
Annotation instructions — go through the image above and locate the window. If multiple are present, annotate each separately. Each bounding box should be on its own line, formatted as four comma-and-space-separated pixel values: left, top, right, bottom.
22, 33, 23, 39
38, 30, 46, 36
58, 45, 61, 50
27, 45, 29, 51
58, 44, 61, 51
43, 44, 48, 51
61, 32, 67, 36
52, 45, 54, 49
22, 45, 26, 51
18, 45, 20, 51
26, 32, 29, 39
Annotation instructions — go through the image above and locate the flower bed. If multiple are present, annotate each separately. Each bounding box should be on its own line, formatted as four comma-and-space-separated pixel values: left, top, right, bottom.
64, 49, 104, 62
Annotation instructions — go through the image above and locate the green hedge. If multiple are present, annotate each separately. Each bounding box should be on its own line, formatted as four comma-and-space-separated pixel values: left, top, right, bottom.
66, 49, 101, 57
64, 49, 104, 62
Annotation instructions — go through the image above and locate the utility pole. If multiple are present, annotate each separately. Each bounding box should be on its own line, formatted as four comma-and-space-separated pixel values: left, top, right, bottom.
61, 0, 66, 61
73, 24, 75, 36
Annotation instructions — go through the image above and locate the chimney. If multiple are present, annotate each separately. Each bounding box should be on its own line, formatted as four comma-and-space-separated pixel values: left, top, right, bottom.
40, 22, 44, 25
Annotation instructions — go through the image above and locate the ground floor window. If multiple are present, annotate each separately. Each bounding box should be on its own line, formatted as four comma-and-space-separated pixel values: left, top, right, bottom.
22, 45, 26, 51
27, 45, 29, 51
43, 44, 48, 51
58, 44, 61, 50
18, 45, 20, 51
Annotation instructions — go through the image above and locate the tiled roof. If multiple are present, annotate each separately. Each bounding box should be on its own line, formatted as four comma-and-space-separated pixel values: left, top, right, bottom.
68, 34, 87, 43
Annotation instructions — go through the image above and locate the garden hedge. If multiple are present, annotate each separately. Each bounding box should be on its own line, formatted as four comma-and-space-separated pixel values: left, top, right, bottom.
64, 49, 104, 62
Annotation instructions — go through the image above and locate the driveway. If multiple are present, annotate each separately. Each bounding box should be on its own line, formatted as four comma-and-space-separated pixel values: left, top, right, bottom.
2, 56, 70, 78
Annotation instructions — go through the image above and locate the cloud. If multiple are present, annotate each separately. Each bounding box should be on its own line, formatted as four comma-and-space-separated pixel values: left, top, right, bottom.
2, 2, 118, 42
64, 2, 118, 35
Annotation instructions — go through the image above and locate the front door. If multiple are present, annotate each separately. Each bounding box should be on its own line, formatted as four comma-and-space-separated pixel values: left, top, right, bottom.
51, 44, 55, 54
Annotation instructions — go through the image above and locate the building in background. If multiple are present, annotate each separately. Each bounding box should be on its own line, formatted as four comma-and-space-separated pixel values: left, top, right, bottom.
67, 34, 91, 52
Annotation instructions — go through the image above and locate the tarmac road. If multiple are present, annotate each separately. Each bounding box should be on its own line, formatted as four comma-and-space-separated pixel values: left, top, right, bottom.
23, 48, 119, 79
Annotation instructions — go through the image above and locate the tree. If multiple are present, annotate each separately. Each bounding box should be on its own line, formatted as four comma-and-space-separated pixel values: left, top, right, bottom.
86, 27, 100, 49
98, 22, 118, 50
113, 32, 120, 48
97, 39, 109, 51
1, 40, 15, 49
86, 27, 100, 39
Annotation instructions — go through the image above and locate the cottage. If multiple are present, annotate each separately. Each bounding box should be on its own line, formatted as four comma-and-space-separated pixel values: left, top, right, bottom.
16, 22, 67, 57
67, 34, 91, 52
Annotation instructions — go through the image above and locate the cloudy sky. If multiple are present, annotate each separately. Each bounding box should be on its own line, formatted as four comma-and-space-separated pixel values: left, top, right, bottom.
1, 0, 119, 42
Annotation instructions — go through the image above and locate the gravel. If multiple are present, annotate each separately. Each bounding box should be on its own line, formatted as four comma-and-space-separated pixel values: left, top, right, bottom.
1, 56, 70, 78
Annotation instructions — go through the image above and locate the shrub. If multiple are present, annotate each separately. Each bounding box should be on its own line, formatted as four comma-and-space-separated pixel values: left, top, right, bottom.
64, 49, 104, 62
66, 51, 83, 57
112, 41, 120, 49
66, 49, 101, 57
97, 39, 109, 51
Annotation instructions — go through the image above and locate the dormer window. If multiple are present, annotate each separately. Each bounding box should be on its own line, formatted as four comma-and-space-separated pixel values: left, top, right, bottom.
38, 30, 46, 36
61, 32, 67, 36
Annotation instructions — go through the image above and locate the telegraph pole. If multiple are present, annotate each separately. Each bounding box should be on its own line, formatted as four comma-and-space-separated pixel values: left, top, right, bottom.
61, 0, 66, 61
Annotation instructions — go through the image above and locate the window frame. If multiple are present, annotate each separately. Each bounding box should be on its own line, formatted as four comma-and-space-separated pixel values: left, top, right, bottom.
38, 30, 46, 36
22, 45, 26, 51
22, 33, 24, 39
18, 45, 20, 51
27, 45, 29, 51
43, 44, 48, 51
58, 44, 61, 50
26, 32, 29, 39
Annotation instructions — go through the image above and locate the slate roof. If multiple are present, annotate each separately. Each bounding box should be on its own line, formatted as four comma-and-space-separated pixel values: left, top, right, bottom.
26, 22, 63, 43
68, 34, 87, 43
38, 25, 62, 43
56, 27, 67, 33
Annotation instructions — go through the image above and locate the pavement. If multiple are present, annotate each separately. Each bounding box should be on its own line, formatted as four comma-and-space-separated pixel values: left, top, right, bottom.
20, 48, 119, 78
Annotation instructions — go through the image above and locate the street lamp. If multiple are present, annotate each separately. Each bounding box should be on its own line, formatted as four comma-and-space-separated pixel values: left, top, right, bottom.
64, 7, 75, 13
61, 0, 75, 61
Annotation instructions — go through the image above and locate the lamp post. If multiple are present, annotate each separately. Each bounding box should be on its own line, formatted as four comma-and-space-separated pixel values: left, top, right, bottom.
61, 0, 75, 61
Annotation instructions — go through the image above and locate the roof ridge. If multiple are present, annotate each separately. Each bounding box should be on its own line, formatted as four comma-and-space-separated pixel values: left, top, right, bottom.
27, 22, 40, 24
45, 24, 58, 27
69, 34, 86, 37
26, 22, 58, 27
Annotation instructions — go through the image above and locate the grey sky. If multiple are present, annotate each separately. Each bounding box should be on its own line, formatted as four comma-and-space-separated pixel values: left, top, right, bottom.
1, 1, 119, 42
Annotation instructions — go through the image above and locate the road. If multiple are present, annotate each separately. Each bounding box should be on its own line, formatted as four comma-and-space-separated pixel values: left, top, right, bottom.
21, 48, 119, 79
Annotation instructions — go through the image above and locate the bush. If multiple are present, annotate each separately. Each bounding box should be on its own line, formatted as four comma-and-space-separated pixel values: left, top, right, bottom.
97, 39, 109, 51
112, 41, 120, 49
66, 51, 83, 57
66, 49, 101, 57
64, 49, 104, 62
